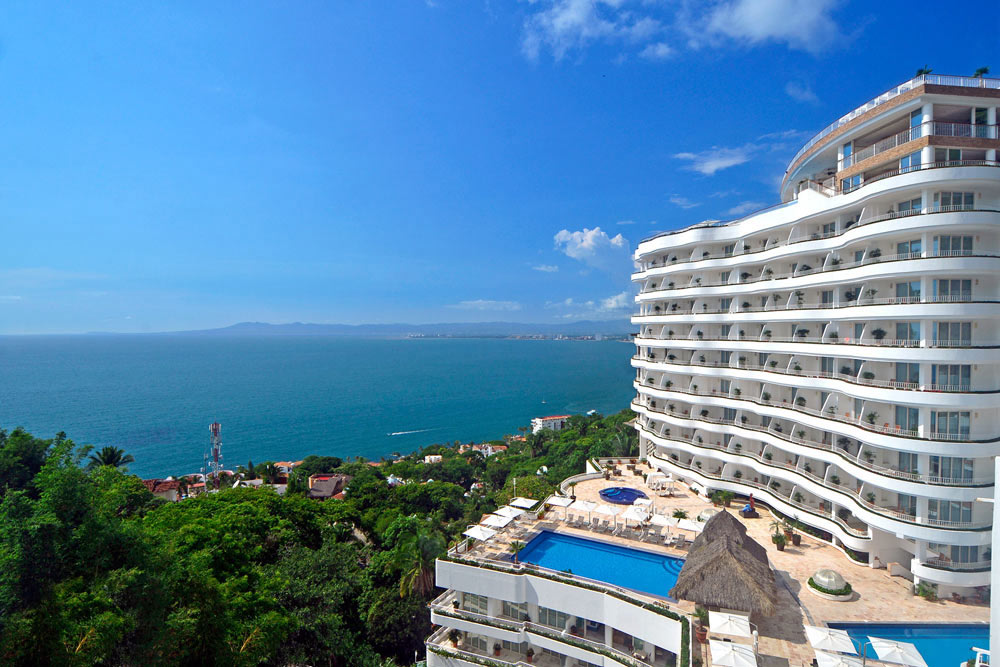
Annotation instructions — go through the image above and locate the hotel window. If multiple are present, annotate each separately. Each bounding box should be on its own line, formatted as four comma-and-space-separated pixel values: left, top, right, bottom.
899, 150, 921, 173
721, 271, 731, 283
502, 640, 527, 653
758, 352, 768, 366
934, 322, 971, 346
897, 493, 917, 516
895, 322, 920, 342
934, 147, 962, 163
720, 298, 732, 311
910, 109, 923, 130
932, 364, 970, 390
895, 362, 919, 384
897, 198, 921, 214
842, 141, 853, 159
854, 250, 865, 263
895, 281, 920, 301
933, 191, 974, 210
841, 174, 861, 191
720, 352, 732, 365
928, 499, 972, 524
724, 244, 735, 257
821, 290, 833, 305
822, 221, 836, 235
931, 411, 970, 438
895, 406, 919, 432
934, 279, 972, 302
720, 380, 731, 393
934, 235, 973, 256
820, 357, 834, 374
467, 635, 489, 652
930, 544, 980, 563
723, 408, 737, 422
538, 606, 570, 629
896, 239, 921, 256
929, 455, 973, 482
502, 601, 528, 621
463, 593, 489, 615
898, 452, 918, 474
721, 324, 732, 337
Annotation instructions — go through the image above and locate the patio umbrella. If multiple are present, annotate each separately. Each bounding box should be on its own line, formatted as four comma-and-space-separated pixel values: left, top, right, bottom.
495, 505, 525, 519
813, 651, 863, 667
867, 638, 927, 667
708, 640, 757, 667
709, 612, 753, 638
677, 518, 705, 533
463, 525, 497, 541
622, 505, 648, 525
481, 514, 514, 529
593, 504, 620, 527
510, 497, 537, 509
634, 497, 653, 507
650, 514, 675, 527
804, 626, 857, 655
546, 496, 573, 507
569, 499, 596, 522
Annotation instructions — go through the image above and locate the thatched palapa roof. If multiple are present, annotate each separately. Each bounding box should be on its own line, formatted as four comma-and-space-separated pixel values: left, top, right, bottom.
669, 510, 777, 616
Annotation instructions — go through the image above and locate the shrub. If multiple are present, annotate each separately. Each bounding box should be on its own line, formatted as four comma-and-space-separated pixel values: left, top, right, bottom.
808, 577, 852, 596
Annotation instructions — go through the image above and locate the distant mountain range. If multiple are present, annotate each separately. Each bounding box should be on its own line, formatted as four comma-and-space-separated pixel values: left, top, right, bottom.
163, 320, 634, 337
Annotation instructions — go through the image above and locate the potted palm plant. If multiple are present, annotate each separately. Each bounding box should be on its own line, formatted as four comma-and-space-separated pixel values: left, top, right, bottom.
526, 648, 535, 663
494, 643, 502, 657
448, 629, 462, 648
772, 532, 787, 551
694, 606, 710, 643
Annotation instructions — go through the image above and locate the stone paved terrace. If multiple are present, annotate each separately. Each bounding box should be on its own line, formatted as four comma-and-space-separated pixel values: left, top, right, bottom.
460, 462, 988, 667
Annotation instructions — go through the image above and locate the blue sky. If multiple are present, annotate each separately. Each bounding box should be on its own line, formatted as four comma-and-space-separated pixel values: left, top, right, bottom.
1, 1, 997, 333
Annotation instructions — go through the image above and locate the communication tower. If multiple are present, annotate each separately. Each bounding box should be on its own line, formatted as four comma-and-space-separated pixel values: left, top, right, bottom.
207, 422, 223, 489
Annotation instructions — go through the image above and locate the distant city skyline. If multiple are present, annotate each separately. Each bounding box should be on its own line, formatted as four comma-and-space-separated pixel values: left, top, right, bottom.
1, 1, 996, 333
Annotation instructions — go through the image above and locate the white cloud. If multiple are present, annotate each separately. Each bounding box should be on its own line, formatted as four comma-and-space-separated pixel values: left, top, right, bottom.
668, 194, 700, 209
710, 189, 741, 198
616, 219, 637, 225
639, 41, 673, 60
553, 227, 630, 273
521, 0, 667, 61
600, 291, 630, 310
726, 201, 765, 216
673, 146, 753, 175
448, 299, 523, 311
785, 80, 819, 104
705, 0, 842, 53
533, 264, 560, 273
0, 295, 23, 302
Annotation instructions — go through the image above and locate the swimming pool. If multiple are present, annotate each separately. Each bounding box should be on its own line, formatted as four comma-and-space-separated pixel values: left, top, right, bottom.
599, 487, 648, 505
514, 531, 684, 598
827, 622, 988, 665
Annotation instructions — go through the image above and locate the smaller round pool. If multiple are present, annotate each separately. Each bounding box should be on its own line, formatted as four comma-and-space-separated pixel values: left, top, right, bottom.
599, 487, 648, 505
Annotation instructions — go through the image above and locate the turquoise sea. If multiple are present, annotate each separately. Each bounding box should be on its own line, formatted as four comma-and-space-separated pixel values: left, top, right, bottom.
0, 336, 636, 478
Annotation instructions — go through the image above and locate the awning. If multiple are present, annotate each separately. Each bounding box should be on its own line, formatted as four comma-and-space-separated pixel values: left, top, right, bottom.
709, 611, 753, 638
646, 471, 666, 481
463, 525, 497, 541
546, 496, 573, 507
633, 497, 653, 507
495, 506, 525, 519
814, 651, 863, 667
867, 638, 927, 667
708, 639, 757, 667
649, 514, 675, 527
481, 514, 514, 528
593, 504, 620, 516
510, 497, 537, 509
804, 626, 857, 655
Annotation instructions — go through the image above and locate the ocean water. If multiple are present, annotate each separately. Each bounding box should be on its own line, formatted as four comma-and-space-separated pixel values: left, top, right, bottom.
0, 336, 636, 478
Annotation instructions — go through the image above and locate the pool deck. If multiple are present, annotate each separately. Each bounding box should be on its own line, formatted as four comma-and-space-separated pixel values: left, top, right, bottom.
472, 463, 988, 667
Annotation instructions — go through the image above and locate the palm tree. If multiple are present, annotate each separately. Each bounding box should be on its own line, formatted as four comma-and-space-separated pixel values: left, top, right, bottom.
974, 66, 990, 78
915, 65, 933, 76
509, 540, 526, 564
396, 528, 445, 598
86, 445, 134, 470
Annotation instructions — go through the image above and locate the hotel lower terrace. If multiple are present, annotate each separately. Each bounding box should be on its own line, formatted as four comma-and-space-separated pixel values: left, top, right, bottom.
425, 462, 988, 666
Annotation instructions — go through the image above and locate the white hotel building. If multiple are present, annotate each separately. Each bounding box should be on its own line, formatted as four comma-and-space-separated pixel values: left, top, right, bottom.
633, 74, 1000, 597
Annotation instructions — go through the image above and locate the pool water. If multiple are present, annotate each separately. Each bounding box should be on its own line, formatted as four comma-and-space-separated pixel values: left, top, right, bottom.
514, 531, 684, 598
599, 487, 648, 505
828, 622, 988, 665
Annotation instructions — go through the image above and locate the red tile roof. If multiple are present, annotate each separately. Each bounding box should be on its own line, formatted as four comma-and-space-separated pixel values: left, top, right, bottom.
142, 479, 181, 493
536, 415, 571, 420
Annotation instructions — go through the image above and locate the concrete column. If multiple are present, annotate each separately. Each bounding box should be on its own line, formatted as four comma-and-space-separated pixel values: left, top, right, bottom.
916, 496, 929, 524
920, 145, 935, 166
990, 457, 1000, 655
604, 623, 614, 648
921, 103, 934, 133
920, 188, 931, 214
988, 107, 998, 160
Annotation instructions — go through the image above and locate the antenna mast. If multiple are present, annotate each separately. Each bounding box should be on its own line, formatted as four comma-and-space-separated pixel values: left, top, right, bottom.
208, 422, 223, 490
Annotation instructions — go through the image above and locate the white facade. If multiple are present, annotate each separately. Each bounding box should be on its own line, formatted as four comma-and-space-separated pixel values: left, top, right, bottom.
633, 74, 1000, 595
426, 543, 686, 667
532, 415, 571, 435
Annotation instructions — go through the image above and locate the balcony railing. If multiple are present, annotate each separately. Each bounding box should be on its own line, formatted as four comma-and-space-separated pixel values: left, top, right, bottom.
636, 332, 995, 349
843, 159, 1000, 194
919, 557, 992, 572
635, 293, 994, 318
839, 121, 998, 170
788, 73, 1000, 170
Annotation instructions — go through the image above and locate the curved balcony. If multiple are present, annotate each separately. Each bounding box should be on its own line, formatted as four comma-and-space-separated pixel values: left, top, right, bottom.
909, 558, 991, 588
638, 164, 1000, 262
642, 438, 990, 545
635, 208, 1000, 280
642, 450, 872, 551
633, 358, 999, 403
630, 380, 998, 447
635, 419, 991, 495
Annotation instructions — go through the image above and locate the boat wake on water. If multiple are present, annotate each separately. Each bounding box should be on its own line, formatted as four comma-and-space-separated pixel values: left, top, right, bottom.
387, 428, 437, 436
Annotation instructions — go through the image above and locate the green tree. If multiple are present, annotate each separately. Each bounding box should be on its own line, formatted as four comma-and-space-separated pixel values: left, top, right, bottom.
86, 446, 135, 471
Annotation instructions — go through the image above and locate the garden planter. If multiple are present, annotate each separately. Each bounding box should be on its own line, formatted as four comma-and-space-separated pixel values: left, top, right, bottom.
695, 625, 708, 643
776, 542, 785, 551
792, 534, 801, 546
